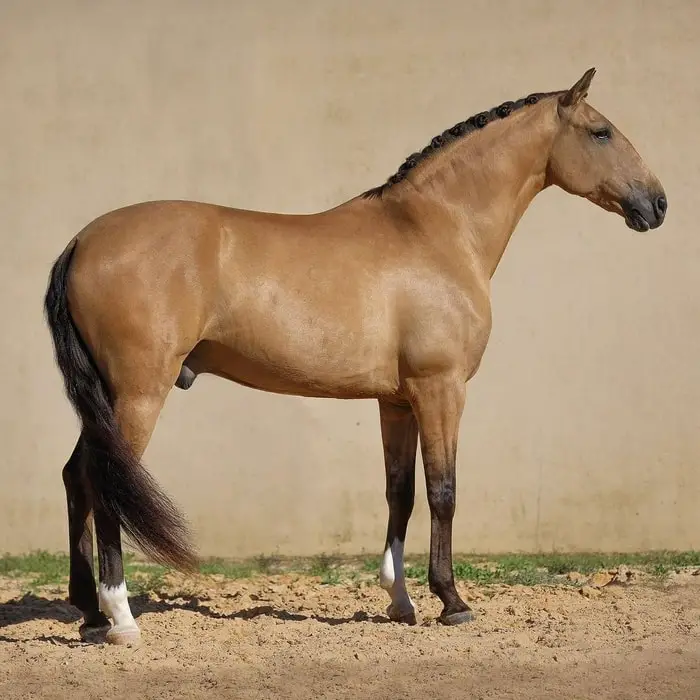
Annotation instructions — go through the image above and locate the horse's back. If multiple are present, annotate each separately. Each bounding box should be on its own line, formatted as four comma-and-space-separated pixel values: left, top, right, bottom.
61, 197, 405, 399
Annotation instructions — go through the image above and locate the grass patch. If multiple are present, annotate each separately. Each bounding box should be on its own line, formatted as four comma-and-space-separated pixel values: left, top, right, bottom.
198, 557, 257, 579
0, 551, 70, 588
308, 554, 342, 585
403, 564, 428, 585
361, 555, 382, 573
2, 549, 698, 594
126, 566, 168, 596
398, 551, 700, 587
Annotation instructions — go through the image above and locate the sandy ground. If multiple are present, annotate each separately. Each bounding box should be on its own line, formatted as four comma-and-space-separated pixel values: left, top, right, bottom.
1, 568, 699, 700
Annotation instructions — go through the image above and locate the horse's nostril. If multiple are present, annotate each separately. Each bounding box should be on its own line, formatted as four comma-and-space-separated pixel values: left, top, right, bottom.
655, 195, 667, 217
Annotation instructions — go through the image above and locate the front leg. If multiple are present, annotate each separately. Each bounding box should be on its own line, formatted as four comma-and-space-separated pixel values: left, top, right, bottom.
378, 400, 419, 625
407, 374, 473, 625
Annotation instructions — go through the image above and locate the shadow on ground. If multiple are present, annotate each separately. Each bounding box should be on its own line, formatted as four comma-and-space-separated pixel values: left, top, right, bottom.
0, 590, 391, 644
130, 592, 392, 627
0, 593, 81, 628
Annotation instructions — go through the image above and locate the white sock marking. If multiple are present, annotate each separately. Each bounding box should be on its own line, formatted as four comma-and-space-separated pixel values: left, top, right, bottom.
99, 582, 137, 629
379, 539, 415, 614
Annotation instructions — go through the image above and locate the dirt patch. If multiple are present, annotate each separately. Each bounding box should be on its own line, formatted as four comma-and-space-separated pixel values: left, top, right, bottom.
1, 570, 699, 699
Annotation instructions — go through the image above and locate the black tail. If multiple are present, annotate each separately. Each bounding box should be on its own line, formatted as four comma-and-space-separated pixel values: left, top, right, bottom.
44, 239, 198, 572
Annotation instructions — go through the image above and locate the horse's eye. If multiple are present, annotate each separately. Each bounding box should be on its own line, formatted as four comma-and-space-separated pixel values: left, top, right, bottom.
591, 127, 611, 141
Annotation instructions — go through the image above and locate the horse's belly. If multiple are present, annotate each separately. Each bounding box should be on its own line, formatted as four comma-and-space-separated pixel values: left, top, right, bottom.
190, 264, 401, 398
185, 336, 399, 400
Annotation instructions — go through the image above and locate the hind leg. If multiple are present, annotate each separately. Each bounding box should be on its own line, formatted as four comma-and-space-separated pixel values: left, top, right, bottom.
95, 388, 172, 645
95, 507, 138, 645
62, 435, 111, 641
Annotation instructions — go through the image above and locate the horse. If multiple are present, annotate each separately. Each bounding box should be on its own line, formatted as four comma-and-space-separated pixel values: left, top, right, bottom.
43, 67, 667, 645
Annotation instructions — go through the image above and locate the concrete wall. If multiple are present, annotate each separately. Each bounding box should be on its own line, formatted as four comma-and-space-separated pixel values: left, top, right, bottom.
2, 0, 699, 558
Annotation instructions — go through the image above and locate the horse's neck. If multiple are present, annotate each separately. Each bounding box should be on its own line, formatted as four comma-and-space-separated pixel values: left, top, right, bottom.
401, 101, 558, 279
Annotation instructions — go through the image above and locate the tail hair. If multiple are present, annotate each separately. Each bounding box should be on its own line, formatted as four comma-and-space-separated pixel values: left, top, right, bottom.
44, 239, 198, 572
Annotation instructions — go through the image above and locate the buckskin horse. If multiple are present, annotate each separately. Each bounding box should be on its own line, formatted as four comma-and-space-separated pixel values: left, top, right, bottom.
44, 68, 667, 645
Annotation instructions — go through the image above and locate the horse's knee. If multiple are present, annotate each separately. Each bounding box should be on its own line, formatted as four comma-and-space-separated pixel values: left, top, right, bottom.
426, 478, 456, 521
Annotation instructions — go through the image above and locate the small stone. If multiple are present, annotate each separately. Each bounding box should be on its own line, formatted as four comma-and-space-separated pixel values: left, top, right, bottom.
611, 565, 637, 585
589, 571, 614, 588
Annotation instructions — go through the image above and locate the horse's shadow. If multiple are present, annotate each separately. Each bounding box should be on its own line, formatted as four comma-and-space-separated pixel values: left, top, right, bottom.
0, 591, 392, 644
130, 592, 392, 627
0, 592, 82, 627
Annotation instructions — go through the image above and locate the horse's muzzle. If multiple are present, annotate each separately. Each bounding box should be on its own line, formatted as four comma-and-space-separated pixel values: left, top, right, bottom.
622, 189, 667, 231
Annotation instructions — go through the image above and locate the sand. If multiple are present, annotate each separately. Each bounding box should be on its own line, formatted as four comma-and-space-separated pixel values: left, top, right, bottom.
1, 568, 699, 699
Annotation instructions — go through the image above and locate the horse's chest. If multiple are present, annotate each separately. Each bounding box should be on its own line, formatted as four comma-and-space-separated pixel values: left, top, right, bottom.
401, 289, 492, 377
460, 293, 492, 368
465, 310, 492, 378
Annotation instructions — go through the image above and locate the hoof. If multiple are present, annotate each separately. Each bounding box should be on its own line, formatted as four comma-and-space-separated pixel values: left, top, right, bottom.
79, 622, 111, 644
79, 612, 111, 643
386, 603, 418, 626
439, 609, 475, 626
105, 624, 141, 646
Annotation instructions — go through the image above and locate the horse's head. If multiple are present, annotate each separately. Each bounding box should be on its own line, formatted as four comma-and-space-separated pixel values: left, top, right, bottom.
547, 68, 667, 232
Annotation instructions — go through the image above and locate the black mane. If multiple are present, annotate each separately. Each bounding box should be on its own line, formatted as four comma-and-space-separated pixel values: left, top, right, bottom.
361, 90, 563, 199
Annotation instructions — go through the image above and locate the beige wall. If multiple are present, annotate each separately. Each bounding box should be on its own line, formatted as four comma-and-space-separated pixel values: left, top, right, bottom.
1, 0, 699, 559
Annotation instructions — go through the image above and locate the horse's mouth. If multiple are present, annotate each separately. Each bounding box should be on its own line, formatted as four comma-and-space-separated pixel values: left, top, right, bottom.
624, 209, 651, 232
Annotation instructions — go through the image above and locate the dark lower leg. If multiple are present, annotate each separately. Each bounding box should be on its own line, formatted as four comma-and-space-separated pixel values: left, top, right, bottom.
426, 472, 471, 622
409, 376, 472, 624
62, 437, 109, 631
378, 401, 418, 623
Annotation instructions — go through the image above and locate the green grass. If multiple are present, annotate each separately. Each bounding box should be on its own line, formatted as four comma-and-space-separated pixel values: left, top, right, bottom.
198, 557, 257, 579
0, 551, 172, 592
1, 549, 698, 594
307, 554, 339, 583
361, 555, 382, 573
0, 551, 71, 588
395, 551, 700, 587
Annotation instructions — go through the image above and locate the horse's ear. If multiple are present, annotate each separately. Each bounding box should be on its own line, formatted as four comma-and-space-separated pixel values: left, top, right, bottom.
559, 67, 596, 110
